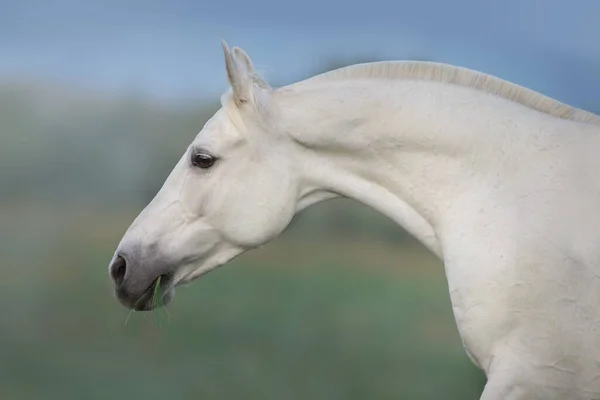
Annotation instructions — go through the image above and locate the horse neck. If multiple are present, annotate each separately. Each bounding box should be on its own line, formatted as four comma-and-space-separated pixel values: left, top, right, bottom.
274, 78, 549, 258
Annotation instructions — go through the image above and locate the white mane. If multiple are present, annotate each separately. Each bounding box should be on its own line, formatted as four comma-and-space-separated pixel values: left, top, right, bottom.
305, 61, 600, 126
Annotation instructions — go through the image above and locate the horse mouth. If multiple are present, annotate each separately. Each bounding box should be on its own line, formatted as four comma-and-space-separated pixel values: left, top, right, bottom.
130, 274, 175, 311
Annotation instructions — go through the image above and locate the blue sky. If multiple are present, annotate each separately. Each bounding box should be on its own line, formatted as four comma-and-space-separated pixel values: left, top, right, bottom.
1, 0, 599, 111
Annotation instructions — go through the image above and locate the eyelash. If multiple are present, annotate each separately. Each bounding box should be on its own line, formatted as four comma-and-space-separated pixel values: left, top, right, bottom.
190, 150, 218, 169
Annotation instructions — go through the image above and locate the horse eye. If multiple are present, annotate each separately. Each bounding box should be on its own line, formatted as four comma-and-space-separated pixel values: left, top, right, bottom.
191, 152, 216, 169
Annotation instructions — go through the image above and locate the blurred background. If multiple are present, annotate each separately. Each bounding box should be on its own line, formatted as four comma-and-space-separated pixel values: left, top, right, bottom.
1, 1, 599, 399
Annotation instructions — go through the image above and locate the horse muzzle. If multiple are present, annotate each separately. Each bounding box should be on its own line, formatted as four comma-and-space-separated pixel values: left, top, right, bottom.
109, 254, 175, 311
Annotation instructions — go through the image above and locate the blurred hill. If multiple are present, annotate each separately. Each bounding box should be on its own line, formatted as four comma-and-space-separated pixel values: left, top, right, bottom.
0, 79, 219, 208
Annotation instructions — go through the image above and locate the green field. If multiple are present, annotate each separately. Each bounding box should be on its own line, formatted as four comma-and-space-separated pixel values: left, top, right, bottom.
0, 81, 486, 399
0, 210, 486, 400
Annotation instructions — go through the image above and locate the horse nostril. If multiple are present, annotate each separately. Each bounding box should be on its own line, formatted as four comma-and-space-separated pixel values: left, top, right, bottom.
110, 255, 127, 286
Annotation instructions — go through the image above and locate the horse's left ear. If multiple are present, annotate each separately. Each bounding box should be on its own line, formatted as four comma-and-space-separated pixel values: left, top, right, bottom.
231, 46, 254, 72
221, 41, 270, 107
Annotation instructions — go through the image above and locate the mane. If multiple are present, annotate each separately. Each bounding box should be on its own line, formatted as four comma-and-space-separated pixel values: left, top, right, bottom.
305, 61, 600, 126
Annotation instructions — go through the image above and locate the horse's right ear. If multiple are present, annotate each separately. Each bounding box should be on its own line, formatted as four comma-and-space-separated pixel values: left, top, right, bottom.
221, 40, 262, 107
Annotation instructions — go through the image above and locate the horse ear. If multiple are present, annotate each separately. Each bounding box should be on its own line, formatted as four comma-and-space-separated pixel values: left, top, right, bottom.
221, 41, 261, 107
232, 46, 254, 71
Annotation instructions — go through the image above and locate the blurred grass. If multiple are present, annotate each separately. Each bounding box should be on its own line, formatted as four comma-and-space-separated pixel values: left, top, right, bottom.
0, 77, 486, 399
0, 208, 485, 400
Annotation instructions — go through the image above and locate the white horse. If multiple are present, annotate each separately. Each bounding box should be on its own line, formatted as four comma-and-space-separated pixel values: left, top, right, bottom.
109, 41, 600, 399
